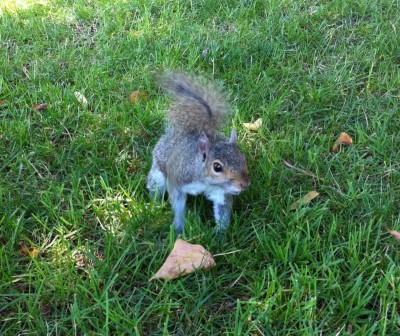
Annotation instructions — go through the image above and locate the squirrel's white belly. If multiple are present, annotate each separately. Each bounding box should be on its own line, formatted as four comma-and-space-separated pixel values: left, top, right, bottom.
181, 182, 226, 204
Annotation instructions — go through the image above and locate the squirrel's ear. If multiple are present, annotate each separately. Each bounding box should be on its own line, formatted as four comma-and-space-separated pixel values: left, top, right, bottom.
199, 132, 211, 159
229, 129, 237, 144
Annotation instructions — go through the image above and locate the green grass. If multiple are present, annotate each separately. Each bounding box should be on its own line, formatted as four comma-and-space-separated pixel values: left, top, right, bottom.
1, 0, 400, 334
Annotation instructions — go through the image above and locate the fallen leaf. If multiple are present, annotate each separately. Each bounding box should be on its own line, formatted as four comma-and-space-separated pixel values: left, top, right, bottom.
388, 229, 400, 242
74, 91, 88, 106
129, 90, 147, 103
332, 132, 353, 153
150, 239, 216, 281
29, 248, 39, 257
243, 118, 262, 131
0, 100, 5, 105
20, 243, 39, 258
34, 103, 47, 110
290, 191, 320, 211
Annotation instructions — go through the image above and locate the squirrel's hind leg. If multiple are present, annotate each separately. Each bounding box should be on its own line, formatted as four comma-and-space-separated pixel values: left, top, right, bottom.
147, 163, 167, 201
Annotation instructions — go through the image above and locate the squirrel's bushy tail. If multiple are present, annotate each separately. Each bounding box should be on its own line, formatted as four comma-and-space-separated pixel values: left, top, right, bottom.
161, 72, 229, 133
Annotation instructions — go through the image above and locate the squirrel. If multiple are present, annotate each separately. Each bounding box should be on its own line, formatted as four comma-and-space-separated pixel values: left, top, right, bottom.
147, 71, 250, 234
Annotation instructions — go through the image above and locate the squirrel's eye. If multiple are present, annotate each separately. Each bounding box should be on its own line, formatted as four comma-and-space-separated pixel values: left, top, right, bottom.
213, 162, 223, 173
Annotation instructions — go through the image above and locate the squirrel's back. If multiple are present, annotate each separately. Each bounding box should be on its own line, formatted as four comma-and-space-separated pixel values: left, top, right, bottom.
161, 72, 229, 134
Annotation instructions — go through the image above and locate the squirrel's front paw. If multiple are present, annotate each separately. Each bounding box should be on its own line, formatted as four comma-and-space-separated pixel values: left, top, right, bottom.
213, 225, 228, 236
173, 219, 185, 235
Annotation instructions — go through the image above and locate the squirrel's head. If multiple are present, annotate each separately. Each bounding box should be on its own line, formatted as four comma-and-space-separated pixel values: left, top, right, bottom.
199, 130, 250, 194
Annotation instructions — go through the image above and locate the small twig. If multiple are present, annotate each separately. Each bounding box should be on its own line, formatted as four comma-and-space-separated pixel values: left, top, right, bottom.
27, 160, 44, 179
254, 324, 266, 336
213, 249, 242, 257
282, 159, 324, 181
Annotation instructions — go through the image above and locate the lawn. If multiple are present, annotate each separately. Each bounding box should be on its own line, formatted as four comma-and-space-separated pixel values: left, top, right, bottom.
1, 0, 399, 335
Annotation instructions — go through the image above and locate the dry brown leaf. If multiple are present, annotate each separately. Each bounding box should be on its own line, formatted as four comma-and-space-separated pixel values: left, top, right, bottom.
34, 103, 47, 110
20, 243, 39, 258
0, 100, 5, 105
290, 191, 320, 211
243, 118, 262, 131
129, 90, 147, 103
74, 91, 88, 106
29, 248, 39, 257
150, 239, 216, 281
388, 229, 400, 242
332, 132, 353, 153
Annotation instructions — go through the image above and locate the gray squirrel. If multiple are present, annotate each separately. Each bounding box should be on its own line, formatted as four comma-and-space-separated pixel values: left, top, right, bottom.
147, 72, 250, 234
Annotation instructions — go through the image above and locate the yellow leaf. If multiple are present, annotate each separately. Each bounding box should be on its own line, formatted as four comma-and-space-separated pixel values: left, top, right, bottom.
21, 244, 39, 258
332, 132, 353, 153
129, 90, 147, 103
290, 191, 319, 211
150, 239, 216, 281
29, 248, 39, 257
243, 118, 262, 131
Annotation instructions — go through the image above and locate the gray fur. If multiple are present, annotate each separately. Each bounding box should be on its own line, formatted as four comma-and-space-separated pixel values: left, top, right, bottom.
147, 72, 249, 234
213, 195, 233, 233
161, 72, 229, 133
